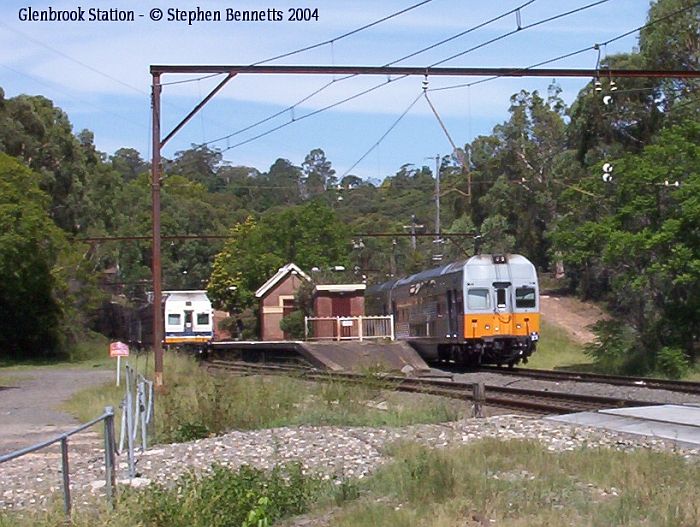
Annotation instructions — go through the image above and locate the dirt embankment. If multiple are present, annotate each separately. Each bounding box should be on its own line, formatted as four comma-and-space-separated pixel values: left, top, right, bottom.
540, 293, 608, 345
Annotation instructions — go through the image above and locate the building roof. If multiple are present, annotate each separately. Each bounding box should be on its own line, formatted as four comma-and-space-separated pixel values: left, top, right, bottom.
314, 284, 366, 293
254, 263, 311, 298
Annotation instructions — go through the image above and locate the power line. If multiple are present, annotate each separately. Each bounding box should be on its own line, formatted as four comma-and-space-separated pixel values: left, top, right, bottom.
248, 0, 436, 66
200, 0, 538, 149
0, 64, 148, 132
220, 75, 411, 153
160, 1, 437, 89
429, 0, 612, 68
340, 91, 425, 178
431, 0, 700, 92
209, 0, 609, 153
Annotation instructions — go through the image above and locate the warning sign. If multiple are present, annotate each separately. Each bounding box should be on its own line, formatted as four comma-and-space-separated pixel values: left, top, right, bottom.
109, 341, 129, 357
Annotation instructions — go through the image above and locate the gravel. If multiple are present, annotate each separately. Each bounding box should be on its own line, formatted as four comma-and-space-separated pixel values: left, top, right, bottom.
1, 414, 698, 513
440, 369, 700, 405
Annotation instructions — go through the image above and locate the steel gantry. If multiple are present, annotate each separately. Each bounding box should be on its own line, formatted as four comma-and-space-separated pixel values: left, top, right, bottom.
150, 64, 700, 387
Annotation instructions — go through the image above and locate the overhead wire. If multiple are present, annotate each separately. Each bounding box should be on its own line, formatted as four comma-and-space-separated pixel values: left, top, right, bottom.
340, 90, 425, 178
430, 0, 700, 92
221, 75, 411, 153
200, 0, 539, 149
214, 0, 616, 154
428, 0, 612, 68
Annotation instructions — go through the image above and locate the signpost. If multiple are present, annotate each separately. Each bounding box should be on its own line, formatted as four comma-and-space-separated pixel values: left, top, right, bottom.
109, 341, 129, 386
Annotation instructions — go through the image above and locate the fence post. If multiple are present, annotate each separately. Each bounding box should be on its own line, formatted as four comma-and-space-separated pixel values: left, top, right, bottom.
304, 316, 309, 341
103, 406, 117, 507
358, 316, 364, 342
472, 382, 485, 418
336, 317, 341, 341
60, 436, 71, 518
125, 366, 136, 478
390, 314, 395, 341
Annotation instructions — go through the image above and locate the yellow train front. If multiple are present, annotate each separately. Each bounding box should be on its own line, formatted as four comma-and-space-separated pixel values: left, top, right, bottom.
365, 254, 540, 366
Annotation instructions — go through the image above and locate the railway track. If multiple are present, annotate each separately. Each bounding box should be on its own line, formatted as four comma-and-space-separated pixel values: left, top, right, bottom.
473, 366, 700, 395
205, 359, 664, 416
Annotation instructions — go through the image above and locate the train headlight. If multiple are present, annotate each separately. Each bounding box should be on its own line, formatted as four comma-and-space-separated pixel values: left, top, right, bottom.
530, 332, 539, 342
516, 323, 522, 329
485, 324, 491, 330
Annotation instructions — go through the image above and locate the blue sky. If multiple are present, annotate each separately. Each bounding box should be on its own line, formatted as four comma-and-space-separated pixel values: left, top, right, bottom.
0, 0, 650, 179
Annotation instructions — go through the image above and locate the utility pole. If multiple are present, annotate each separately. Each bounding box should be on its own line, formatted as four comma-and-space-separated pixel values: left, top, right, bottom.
402, 214, 424, 250
151, 74, 163, 389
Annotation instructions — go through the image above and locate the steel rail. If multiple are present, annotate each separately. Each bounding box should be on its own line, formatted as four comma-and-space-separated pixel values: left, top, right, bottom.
475, 366, 700, 395
205, 359, 662, 416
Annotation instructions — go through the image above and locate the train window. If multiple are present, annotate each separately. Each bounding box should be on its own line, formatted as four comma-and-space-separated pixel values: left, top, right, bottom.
467, 288, 490, 309
167, 314, 181, 325
515, 287, 536, 308
197, 313, 209, 325
496, 288, 507, 308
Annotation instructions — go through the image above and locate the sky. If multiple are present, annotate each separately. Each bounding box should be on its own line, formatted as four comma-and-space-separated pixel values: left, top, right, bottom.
0, 0, 651, 180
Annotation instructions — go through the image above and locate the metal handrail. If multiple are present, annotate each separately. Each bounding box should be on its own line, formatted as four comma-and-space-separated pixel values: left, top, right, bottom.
0, 406, 117, 518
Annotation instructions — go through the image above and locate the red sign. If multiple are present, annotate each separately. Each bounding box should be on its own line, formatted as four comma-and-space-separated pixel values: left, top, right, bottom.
109, 341, 129, 358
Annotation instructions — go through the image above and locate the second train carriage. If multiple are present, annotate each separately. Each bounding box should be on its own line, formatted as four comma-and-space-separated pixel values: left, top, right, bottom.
366, 254, 540, 366
163, 290, 214, 350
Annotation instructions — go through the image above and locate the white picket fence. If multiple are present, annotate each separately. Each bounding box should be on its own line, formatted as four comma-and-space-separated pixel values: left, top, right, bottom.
304, 315, 394, 341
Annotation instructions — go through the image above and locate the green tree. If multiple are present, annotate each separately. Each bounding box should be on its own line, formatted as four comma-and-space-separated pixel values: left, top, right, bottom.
0, 154, 67, 359
552, 120, 700, 369
208, 202, 349, 311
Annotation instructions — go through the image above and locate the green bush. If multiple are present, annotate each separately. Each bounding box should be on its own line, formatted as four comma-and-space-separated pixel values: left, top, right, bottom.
280, 310, 306, 340
655, 346, 690, 379
135, 463, 322, 527
584, 320, 649, 375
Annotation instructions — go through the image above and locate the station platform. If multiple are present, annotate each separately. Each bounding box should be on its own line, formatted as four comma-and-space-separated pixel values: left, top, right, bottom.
210, 340, 430, 374
548, 404, 700, 448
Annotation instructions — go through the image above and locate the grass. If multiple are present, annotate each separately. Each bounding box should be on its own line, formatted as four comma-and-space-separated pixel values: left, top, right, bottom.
4, 438, 698, 527
527, 320, 593, 371
330, 439, 700, 527
64, 352, 462, 443
0, 331, 114, 371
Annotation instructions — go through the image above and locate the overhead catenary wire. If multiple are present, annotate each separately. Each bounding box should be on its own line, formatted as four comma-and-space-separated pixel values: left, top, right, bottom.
430, 0, 700, 92
209, 0, 612, 154
340, 90, 425, 178
428, 0, 612, 68
199, 0, 540, 149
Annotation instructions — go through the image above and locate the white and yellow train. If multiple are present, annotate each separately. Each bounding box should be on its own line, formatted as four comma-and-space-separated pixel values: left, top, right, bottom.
366, 254, 540, 366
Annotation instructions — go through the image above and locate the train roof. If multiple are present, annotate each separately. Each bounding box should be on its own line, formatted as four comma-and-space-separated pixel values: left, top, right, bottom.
393, 259, 468, 287
368, 254, 536, 295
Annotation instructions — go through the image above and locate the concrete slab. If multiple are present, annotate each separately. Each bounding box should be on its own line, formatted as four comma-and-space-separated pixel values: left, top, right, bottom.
600, 404, 700, 427
211, 340, 430, 373
548, 405, 700, 448
301, 341, 430, 373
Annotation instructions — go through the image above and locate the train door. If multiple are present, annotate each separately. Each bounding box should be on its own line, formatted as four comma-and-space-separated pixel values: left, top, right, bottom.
493, 281, 514, 334
446, 290, 453, 336
446, 290, 459, 337
184, 310, 193, 335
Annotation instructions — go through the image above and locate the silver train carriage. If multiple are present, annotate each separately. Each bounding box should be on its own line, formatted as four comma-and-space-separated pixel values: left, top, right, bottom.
365, 254, 540, 366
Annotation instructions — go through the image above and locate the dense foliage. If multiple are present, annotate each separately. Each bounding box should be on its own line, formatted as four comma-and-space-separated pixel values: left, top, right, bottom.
0, 0, 697, 372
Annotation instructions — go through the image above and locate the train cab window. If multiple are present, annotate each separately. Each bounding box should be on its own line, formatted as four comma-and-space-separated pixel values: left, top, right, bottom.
167, 314, 181, 325
496, 288, 507, 309
197, 313, 210, 325
467, 288, 490, 309
515, 287, 536, 308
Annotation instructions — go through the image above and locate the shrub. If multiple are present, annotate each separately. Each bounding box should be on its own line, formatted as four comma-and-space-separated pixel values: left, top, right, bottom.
280, 310, 306, 340
136, 463, 322, 527
655, 346, 689, 379
584, 320, 649, 375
